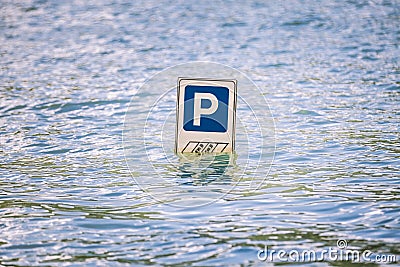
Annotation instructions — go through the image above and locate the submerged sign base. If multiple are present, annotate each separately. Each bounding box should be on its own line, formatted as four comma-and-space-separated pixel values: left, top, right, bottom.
175, 78, 237, 153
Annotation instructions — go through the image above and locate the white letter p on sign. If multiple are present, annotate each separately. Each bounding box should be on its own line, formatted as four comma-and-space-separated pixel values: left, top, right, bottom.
193, 92, 219, 126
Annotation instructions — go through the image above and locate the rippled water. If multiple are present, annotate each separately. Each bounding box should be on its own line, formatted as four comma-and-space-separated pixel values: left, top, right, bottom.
1, 0, 399, 266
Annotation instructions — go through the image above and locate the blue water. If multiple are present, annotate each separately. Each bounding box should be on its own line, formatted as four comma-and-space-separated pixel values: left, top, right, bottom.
1, 0, 399, 266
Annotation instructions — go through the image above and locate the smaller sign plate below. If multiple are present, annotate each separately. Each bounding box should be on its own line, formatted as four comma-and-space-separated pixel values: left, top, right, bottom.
175, 78, 237, 153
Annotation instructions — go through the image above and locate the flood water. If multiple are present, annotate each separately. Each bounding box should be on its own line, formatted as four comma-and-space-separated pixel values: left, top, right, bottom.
1, 0, 399, 266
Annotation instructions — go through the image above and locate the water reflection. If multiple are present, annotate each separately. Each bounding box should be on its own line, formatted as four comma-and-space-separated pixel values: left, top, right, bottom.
176, 153, 236, 186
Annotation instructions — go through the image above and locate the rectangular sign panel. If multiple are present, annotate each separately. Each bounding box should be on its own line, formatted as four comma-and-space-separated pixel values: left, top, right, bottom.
175, 78, 237, 153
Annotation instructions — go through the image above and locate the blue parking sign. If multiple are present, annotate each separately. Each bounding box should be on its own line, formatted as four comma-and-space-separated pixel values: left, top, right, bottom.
176, 78, 237, 153
183, 85, 229, 133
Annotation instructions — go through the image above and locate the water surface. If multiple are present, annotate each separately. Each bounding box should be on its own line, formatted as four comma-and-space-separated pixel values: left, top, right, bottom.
1, 0, 399, 265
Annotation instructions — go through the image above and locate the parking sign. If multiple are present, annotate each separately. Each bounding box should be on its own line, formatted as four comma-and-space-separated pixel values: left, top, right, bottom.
175, 78, 237, 153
